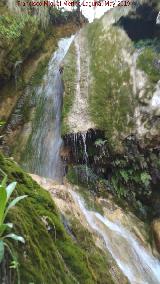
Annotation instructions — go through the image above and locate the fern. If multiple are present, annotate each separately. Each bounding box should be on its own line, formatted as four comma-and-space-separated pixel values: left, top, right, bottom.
140, 172, 151, 187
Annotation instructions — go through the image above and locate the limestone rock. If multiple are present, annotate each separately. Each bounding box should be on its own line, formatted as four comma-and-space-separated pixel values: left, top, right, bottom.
152, 218, 160, 253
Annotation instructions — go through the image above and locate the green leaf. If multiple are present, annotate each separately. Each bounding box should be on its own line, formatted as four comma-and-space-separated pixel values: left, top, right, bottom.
0, 121, 5, 127
5, 195, 27, 217
6, 182, 17, 200
5, 233, 25, 243
5, 223, 13, 229
0, 186, 7, 224
0, 240, 4, 263
0, 223, 13, 235
1, 175, 7, 188
95, 139, 107, 146
120, 170, 129, 182
10, 260, 19, 269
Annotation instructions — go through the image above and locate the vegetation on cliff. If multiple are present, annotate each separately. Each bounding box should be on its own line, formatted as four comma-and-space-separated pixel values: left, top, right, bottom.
87, 21, 134, 150
137, 47, 160, 83
0, 9, 45, 82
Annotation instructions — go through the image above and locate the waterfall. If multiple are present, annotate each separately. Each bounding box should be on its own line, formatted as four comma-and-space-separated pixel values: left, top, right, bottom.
23, 36, 74, 182
156, 12, 160, 25
70, 190, 160, 284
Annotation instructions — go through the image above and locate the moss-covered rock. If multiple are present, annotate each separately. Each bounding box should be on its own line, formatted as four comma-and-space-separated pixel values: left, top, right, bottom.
0, 152, 118, 283
62, 42, 77, 135
87, 21, 134, 150
0, 11, 45, 82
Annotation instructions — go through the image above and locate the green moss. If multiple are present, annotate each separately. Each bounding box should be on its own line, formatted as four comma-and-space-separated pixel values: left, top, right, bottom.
87, 21, 134, 150
69, 218, 117, 284
62, 42, 77, 135
0, 152, 116, 283
137, 47, 160, 83
0, 14, 37, 40
0, 11, 45, 80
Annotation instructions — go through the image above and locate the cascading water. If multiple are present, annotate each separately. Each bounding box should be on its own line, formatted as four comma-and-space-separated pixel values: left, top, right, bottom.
70, 190, 160, 284
22, 36, 74, 182
81, 133, 88, 165
81, 132, 89, 181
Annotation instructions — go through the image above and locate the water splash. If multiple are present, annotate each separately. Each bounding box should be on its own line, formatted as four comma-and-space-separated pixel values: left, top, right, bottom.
70, 190, 160, 284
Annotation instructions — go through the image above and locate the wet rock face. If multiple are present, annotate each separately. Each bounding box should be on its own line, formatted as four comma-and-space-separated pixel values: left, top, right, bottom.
133, 74, 160, 148
64, 129, 160, 219
60, 145, 72, 162
152, 219, 160, 253
63, 128, 105, 163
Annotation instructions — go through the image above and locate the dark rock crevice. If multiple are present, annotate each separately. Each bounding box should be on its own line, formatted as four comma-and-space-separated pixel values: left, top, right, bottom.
61, 129, 105, 164
117, 3, 160, 41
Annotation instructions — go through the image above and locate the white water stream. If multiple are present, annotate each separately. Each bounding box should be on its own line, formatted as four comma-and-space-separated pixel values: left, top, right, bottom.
23, 36, 74, 182
70, 190, 160, 284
